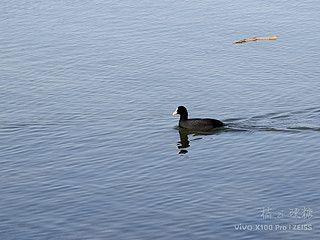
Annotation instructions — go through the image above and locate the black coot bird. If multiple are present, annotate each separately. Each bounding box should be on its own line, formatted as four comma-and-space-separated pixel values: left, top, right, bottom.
173, 106, 224, 131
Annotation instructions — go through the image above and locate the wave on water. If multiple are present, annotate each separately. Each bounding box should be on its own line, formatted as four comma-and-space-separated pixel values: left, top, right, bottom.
224, 107, 320, 133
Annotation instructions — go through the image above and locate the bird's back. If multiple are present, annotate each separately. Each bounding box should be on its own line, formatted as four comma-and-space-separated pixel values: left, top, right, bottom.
179, 118, 224, 131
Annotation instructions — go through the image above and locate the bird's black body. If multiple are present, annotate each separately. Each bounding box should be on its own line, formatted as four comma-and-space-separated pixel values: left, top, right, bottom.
173, 106, 224, 131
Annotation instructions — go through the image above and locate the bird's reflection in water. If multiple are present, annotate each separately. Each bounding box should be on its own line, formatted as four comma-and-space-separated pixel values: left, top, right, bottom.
176, 128, 216, 154
176, 129, 190, 154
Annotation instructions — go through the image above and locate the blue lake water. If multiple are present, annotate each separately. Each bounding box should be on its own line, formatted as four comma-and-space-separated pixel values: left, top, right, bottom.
1, 1, 320, 239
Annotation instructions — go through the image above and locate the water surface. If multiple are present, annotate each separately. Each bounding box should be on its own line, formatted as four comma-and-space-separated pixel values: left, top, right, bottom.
1, 1, 320, 239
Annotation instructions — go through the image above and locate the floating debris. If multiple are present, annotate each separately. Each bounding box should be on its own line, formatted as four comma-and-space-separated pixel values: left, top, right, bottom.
233, 36, 277, 44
